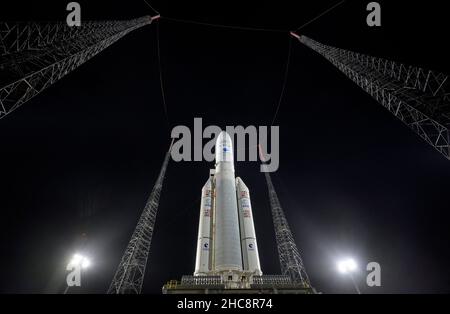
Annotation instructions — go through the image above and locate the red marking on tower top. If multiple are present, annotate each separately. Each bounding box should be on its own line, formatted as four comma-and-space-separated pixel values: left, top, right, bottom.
290, 31, 301, 39
151, 15, 161, 21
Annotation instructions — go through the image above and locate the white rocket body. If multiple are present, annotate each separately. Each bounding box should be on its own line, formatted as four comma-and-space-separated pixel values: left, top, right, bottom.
194, 178, 212, 275
194, 131, 262, 280
214, 132, 243, 272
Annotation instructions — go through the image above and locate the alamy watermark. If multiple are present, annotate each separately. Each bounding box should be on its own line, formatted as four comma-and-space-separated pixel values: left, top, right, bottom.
66, 2, 81, 27
170, 118, 279, 173
65, 254, 90, 290
366, 2, 381, 27
366, 262, 381, 287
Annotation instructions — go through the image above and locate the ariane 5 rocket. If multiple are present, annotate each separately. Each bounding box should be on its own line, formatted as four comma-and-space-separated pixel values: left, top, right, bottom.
194, 131, 262, 279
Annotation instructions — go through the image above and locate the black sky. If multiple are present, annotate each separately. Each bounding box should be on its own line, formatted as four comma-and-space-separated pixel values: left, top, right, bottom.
1, 0, 450, 294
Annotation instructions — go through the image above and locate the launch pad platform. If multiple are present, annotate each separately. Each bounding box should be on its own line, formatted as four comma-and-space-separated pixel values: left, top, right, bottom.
162, 275, 315, 294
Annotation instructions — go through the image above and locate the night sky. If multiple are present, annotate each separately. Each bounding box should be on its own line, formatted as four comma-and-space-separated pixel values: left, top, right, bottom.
1, 0, 450, 294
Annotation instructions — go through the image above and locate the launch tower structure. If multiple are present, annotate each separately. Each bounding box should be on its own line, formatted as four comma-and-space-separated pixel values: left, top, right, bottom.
0, 15, 159, 120
108, 139, 172, 294
291, 32, 450, 160
263, 167, 311, 288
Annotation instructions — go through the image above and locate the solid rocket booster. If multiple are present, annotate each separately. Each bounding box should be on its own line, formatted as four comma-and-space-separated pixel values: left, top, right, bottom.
236, 177, 262, 275
194, 178, 212, 275
214, 131, 243, 271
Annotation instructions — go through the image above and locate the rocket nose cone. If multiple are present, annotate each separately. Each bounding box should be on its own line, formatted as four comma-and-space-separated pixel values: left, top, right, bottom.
217, 131, 232, 144
215, 131, 234, 163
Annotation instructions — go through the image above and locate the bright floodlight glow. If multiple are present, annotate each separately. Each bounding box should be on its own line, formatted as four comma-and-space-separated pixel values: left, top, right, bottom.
72, 254, 83, 264
337, 258, 357, 274
81, 258, 91, 269
69, 253, 91, 269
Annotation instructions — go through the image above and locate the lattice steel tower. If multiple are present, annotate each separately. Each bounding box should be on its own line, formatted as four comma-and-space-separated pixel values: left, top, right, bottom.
0, 15, 159, 119
260, 162, 312, 289
291, 32, 450, 159
108, 140, 173, 294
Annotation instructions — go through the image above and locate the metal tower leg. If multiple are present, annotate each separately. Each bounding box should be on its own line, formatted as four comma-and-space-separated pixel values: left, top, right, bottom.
262, 164, 312, 288
108, 140, 173, 294
291, 32, 450, 160
0, 15, 159, 120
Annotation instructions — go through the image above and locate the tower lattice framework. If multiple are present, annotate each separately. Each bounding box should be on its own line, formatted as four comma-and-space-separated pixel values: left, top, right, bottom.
0, 15, 157, 119
262, 166, 312, 289
292, 33, 450, 159
108, 140, 173, 294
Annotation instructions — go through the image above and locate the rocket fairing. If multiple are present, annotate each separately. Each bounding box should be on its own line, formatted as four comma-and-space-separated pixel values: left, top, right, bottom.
194, 131, 262, 279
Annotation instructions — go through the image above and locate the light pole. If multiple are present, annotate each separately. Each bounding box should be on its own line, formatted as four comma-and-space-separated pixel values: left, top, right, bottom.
64, 253, 91, 294
337, 258, 361, 294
